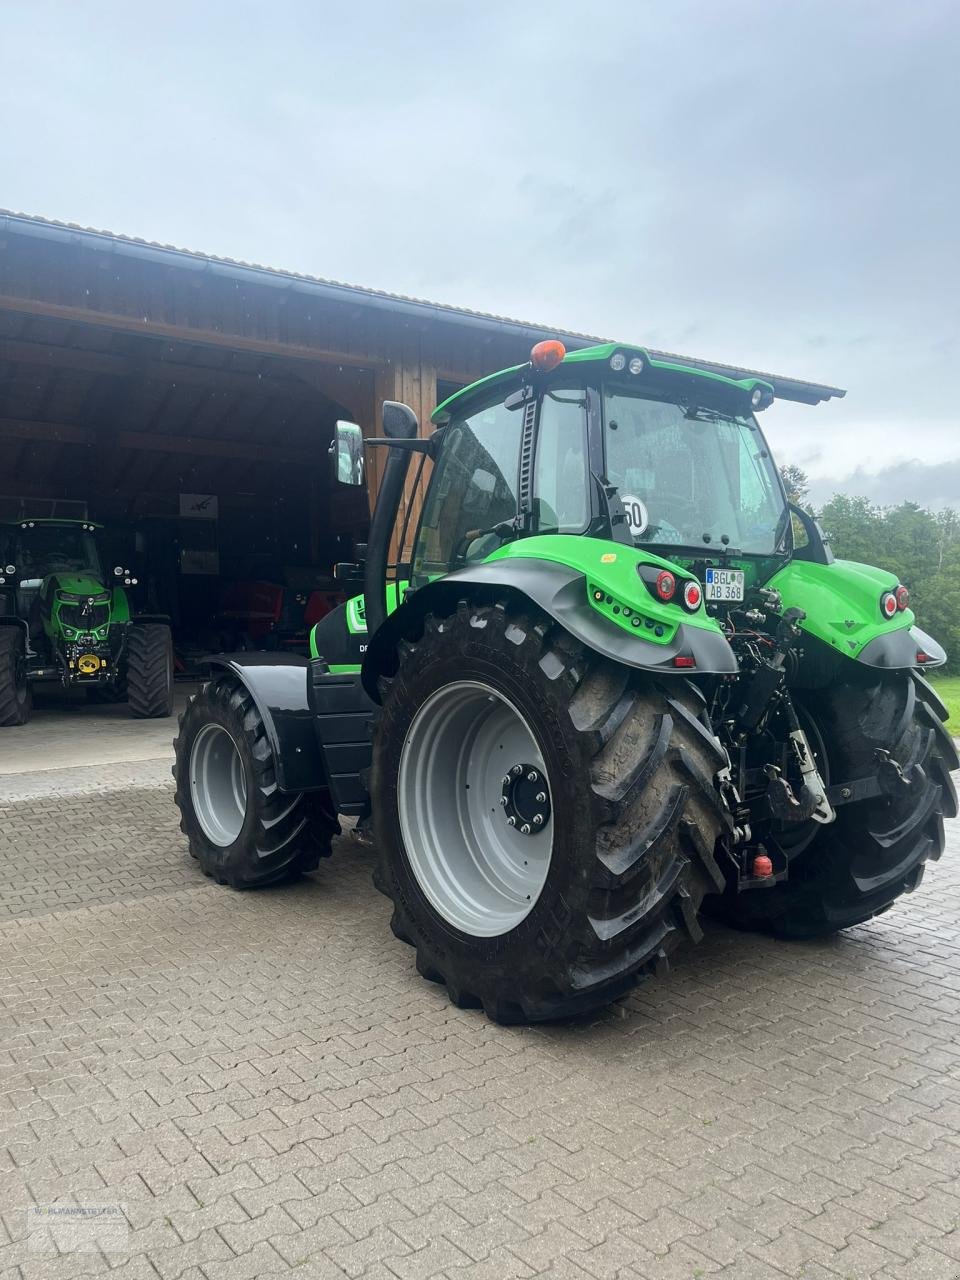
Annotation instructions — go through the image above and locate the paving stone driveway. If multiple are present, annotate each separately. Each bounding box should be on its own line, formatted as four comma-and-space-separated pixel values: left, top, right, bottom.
2, 759, 960, 1280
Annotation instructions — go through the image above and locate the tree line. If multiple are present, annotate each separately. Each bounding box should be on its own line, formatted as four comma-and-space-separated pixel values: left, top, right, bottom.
780, 465, 960, 672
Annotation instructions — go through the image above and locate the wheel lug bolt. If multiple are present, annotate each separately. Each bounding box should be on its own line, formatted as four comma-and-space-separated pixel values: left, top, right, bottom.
527, 770, 538, 782
520, 823, 531, 834
507, 816, 516, 826
499, 796, 507, 806
535, 791, 546, 803
512, 765, 522, 776
533, 814, 544, 825
502, 775, 511, 787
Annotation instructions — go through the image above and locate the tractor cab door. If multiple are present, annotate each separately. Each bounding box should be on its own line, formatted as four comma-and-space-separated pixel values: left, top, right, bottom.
409, 384, 591, 586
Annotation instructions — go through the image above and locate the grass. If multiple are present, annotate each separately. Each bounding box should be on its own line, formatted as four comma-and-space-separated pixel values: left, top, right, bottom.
929, 674, 960, 727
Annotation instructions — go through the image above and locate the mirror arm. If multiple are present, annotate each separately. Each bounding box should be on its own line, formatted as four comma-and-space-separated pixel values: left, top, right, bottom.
365, 437, 435, 457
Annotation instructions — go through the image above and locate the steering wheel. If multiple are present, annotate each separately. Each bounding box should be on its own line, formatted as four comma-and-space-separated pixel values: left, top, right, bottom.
453, 521, 515, 564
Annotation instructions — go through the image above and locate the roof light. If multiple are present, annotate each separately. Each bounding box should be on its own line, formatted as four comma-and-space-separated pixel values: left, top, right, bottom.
682, 580, 702, 611
530, 340, 566, 372
895, 584, 910, 611
609, 352, 626, 372
881, 591, 898, 619
673, 655, 696, 668
628, 356, 644, 375
917, 650, 930, 663
751, 388, 763, 408
656, 570, 676, 602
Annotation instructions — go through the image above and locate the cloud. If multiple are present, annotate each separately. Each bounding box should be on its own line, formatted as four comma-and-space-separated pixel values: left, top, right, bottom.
0, 0, 957, 493
808, 458, 960, 511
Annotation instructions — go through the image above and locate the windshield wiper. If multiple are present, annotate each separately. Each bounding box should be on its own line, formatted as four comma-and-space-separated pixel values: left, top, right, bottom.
637, 539, 745, 558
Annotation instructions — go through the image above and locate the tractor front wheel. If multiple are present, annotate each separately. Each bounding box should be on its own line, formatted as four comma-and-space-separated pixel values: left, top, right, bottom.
126, 623, 174, 718
371, 599, 730, 1024
0, 628, 32, 727
173, 674, 337, 887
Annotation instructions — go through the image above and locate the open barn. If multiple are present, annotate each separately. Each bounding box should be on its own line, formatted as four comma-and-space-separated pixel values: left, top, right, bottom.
0, 211, 839, 659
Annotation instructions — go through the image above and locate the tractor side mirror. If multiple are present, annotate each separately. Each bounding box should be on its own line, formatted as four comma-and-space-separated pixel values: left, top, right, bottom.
330, 421, 364, 486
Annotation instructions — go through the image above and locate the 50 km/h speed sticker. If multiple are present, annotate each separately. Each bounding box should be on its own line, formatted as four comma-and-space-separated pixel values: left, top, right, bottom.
704, 568, 745, 602
620, 495, 648, 536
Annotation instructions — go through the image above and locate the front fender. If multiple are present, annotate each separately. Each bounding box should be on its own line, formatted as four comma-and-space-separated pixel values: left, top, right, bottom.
362, 558, 737, 701
204, 653, 325, 793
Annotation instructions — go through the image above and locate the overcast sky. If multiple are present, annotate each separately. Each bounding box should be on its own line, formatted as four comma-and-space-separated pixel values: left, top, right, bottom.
2, 1, 958, 507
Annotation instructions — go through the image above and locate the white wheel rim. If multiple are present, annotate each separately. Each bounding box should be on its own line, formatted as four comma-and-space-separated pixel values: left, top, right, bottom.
397, 679, 553, 937
190, 723, 247, 846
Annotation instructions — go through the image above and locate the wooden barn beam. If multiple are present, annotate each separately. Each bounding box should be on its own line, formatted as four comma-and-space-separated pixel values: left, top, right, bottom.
0, 335, 358, 407
0, 416, 327, 466
0, 295, 387, 371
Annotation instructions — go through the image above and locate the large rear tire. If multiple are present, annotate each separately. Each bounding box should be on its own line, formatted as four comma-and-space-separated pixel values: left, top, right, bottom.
126, 623, 174, 718
370, 599, 730, 1023
173, 674, 337, 887
0, 628, 32, 727
716, 671, 958, 938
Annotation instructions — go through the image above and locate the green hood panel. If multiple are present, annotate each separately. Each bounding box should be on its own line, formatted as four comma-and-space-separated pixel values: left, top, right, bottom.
768, 558, 912, 658
48, 573, 109, 596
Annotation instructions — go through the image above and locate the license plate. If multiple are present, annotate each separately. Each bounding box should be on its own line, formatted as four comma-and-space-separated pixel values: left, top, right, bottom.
704, 568, 745, 602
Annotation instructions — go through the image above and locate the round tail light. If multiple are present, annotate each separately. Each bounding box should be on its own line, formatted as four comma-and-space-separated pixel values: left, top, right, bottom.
682, 580, 702, 611
881, 591, 898, 619
656, 570, 676, 602
895, 584, 910, 611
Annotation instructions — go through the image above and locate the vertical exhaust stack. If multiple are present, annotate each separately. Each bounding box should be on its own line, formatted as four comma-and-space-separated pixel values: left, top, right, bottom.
363, 401, 420, 639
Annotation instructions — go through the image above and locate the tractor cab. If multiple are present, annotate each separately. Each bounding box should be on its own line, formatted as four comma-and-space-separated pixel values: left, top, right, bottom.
4, 520, 111, 639
411, 341, 788, 593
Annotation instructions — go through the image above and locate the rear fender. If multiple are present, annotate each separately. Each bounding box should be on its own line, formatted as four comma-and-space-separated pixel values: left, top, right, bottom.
769, 559, 947, 670
204, 654, 325, 793
361, 558, 737, 701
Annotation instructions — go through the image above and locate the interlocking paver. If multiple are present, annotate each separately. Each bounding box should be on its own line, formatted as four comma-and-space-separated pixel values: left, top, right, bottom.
1, 755, 960, 1280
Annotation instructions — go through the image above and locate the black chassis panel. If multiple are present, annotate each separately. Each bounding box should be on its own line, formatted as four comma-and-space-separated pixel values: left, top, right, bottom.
308, 660, 375, 817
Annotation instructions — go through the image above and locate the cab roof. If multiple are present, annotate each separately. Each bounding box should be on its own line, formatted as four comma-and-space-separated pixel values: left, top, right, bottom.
432, 341, 833, 424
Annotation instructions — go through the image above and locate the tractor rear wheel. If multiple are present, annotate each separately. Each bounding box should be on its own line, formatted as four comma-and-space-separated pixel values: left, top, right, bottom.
715, 671, 958, 938
370, 599, 730, 1023
173, 674, 337, 887
126, 623, 174, 718
0, 628, 32, 727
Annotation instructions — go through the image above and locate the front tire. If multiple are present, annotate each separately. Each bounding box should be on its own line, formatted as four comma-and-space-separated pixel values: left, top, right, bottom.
173, 674, 337, 887
717, 671, 959, 938
126, 623, 174, 718
0, 628, 32, 726
371, 599, 729, 1023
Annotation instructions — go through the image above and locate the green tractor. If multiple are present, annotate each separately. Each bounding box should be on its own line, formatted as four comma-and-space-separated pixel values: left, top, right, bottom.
0, 518, 174, 726
172, 340, 958, 1023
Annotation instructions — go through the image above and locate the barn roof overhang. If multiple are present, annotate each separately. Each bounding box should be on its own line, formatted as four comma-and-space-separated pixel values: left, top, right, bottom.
0, 210, 845, 407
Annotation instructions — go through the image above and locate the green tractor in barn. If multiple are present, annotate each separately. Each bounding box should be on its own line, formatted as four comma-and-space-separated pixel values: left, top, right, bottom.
0, 518, 174, 725
172, 340, 958, 1023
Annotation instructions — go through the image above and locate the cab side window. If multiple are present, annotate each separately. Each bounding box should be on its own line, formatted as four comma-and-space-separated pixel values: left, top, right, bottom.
411, 398, 521, 584
533, 392, 588, 533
